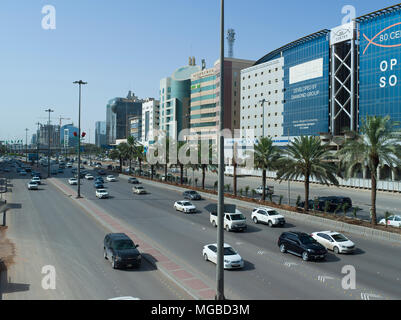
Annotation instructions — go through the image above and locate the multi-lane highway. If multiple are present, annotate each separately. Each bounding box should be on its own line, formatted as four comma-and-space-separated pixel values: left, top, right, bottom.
35, 162, 401, 300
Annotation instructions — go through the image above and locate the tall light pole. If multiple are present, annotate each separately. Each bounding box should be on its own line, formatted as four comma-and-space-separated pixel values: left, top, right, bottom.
45, 109, 54, 178
73, 80, 87, 198
216, 0, 225, 301
25, 128, 29, 163
36, 122, 41, 168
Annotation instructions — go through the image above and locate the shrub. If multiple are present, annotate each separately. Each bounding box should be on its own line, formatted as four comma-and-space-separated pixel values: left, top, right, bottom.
296, 195, 301, 207
334, 204, 342, 215
268, 193, 273, 203
352, 206, 359, 218
245, 186, 250, 196
214, 181, 218, 191
342, 203, 350, 216
313, 198, 319, 211
324, 201, 330, 214
239, 188, 243, 196
279, 195, 283, 205
384, 211, 391, 228
195, 178, 198, 187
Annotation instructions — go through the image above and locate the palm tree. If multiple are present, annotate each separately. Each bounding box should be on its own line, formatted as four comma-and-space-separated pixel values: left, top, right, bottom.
186, 142, 216, 190
135, 144, 145, 175
337, 116, 401, 225
276, 136, 339, 211
126, 136, 137, 174
254, 137, 281, 201
117, 142, 130, 173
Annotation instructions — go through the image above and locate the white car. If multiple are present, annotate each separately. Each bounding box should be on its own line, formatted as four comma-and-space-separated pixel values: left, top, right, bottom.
96, 189, 109, 199
27, 182, 38, 190
66, 163, 73, 168
85, 174, 94, 180
68, 178, 78, 185
174, 201, 196, 213
132, 185, 146, 194
379, 215, 401, 228
31, 177, 41, 185
202, 243, 244, 269
311, 231, 355, 254
251, 207, 286, 227
254, 186, 274, 195
106, 175, 117, 182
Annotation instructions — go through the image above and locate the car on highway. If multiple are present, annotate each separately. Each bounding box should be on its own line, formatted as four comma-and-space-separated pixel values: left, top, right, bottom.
278, 231, 327, 261
58, 168, 64, 173
251, 207, 286, 227
254, 185, 274, 195
66, 162, 72, 168
132, 185, 146, 194
379, 215, 401, 228
209, 205, 247, 232
202, 243, 244, 269
19, 170, 27, 176
183, 190, 202, 200
27, 181, 39, 190
106, 175, 117, 182
128, 177, 140, 184
68, 178, 78, 185
311, 231, 355, 254
85, 174, 94, 180
174, 201, 196, 213
103, 233, 141, 269
96, 189, 109, 199
31, 176, 41, 185
94, 181, 104, 189
95, 176, 104, 183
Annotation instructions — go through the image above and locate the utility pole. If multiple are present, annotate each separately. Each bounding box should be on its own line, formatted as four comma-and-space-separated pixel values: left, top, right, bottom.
25, 128, 29, 163
45, 109, 54, 178
216, 0, 225, 301
287, 128, 291, 205
73, 80, 87, 198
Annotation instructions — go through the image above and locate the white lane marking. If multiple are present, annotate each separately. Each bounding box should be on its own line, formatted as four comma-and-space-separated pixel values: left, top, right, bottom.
361, 293, 382, 300
284, 262, 298, 268
317, 275, 334, 283
236, 242, 243, 246
257, 250, 265, 255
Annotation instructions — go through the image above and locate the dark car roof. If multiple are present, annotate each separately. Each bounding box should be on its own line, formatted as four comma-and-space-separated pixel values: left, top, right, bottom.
107, 233, 131, 240
282, 231, 308, 238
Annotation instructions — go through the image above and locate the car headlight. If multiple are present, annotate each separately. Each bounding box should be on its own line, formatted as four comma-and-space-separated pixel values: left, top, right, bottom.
307, 249, 315, 253
224, 260, 230, 263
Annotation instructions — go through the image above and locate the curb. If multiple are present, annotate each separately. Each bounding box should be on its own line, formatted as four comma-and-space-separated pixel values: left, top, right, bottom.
128, 174, 401, 243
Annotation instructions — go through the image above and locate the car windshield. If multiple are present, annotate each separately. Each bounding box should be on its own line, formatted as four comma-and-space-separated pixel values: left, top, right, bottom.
223, 247, 237, 255
182, 202, 192, 206
299, 235, 316, 245
331, 233, 348, 242
99, 190, 107, 193
113, 240, 135, 250
267, 210, 278, 215
136, 187, 144, 189
230, 214, 245, 221
188, 191, 197, 194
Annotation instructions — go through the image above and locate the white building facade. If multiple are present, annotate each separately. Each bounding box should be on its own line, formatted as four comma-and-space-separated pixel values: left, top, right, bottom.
141, 98, 160, 147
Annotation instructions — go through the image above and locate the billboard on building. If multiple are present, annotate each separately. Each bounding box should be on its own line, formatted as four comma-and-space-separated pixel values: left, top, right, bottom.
359, 10, 401, 127
283, 33, 330, 136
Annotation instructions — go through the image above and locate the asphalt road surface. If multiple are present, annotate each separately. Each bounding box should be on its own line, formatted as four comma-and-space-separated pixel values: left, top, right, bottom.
47, 164, 401, 300
0, 167, 192, 300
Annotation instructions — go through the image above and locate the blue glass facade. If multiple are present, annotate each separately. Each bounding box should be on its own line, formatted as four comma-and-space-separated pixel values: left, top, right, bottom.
359, 10, 401, 127
283, 35, 330, 136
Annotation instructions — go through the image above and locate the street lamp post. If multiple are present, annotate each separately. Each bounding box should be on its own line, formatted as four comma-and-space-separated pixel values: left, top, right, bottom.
73, 80, 87, 199
36, 122, 41, 168
45, 109, 54, 178
25, 128, 29, 163
216, 0, 225, 301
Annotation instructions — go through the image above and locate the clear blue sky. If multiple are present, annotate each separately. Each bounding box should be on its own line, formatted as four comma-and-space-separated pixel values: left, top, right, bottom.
0, 0, 398, 142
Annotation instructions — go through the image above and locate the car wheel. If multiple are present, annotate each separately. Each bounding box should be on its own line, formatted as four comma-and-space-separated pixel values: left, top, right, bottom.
204, 253, 208, 261
253, 217, 258, 224
302, 251, 309, 261
103, 249, 107, 260
268, 220, 273, 227
279, 244, 286, 253
111, 257, 117, 269
225, 225, 230, 232
333, 246, 340, 254
212, 221, 217, 227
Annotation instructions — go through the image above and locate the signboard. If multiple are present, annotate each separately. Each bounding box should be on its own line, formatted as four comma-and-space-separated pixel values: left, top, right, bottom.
359, 11, 401, 126
330, 22, 355, 45
289, 58, 323, 85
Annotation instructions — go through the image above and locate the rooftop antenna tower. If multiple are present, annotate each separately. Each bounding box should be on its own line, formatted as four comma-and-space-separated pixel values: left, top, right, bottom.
227, 28, 235, 58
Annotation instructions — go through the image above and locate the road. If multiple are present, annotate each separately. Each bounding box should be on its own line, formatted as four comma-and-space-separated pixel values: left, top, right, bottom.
47, 163, 401, 300
0, 166, 192, 300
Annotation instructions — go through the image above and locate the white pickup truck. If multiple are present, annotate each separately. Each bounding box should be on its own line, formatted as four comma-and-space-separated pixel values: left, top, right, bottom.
209, 207, 247, 232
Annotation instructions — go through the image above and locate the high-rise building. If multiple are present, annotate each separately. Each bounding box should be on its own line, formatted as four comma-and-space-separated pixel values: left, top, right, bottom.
60, 124, 79, 148
95, 121, 107, 148
127, 115, 142, 142
141, 98, 160, 146
190, 58, 255, 142
106, 91, 143, 145
39, 124, 60, 148
159, 58, 201, 140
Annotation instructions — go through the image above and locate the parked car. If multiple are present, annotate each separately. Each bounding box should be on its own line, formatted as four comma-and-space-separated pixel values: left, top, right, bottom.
103, 233, 141, 269
66, 162, 73, 168
254, 186, 274, 195
209, 204, 247, 232
128, 177, 140, 184
174, 201, 196, 213
106, 175, 117, 182
85, 174, 94, 180
251, 207, 286, 227
202, 243, 244, 269
68, 178, 78, 185
311, 231, 355, 254
19, 170, 27, 176
183, 190, 202, 200
318, 196, 352, 209
96, 189, 109, 199
27, 181, 38, 190
278, 231, 327, 261
379, 215, 401, 228
132, 185, 146, 194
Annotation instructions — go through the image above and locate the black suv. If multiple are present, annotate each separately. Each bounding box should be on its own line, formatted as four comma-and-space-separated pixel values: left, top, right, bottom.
278, 231, 327, 261
103, 233, 141, 269
183, 190, 201, 200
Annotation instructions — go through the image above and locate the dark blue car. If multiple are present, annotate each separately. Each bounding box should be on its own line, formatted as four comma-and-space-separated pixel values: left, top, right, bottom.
94, 182, 104, 189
